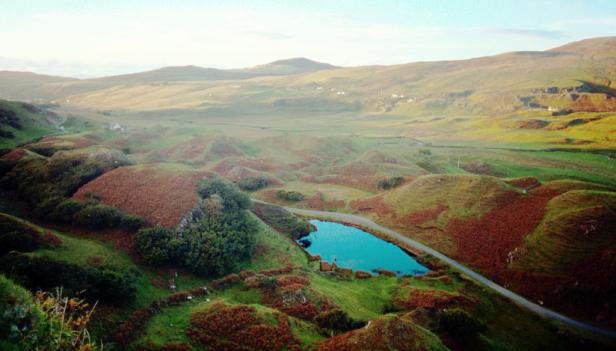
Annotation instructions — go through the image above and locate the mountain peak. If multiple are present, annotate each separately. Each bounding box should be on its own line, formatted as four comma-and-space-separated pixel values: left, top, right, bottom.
268, 57, 337, 68
246, 57, 338, 75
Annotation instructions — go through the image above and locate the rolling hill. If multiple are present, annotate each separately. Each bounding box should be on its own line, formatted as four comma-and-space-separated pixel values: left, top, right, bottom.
0, 57, 338, 101
1, 37, 614, 148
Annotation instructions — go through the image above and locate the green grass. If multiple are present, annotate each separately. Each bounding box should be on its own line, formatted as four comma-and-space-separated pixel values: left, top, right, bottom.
237, 214, 311, 271
512, 190, 616, 274
483, 156, 616, 186
13, 218, 170, 309
136, 294, 324, 349
0, 99, 60, 148
306, 273, 397, 321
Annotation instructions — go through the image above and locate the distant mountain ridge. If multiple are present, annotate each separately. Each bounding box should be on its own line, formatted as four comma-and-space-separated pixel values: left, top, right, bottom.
88, 57, 338, 83
0, 37, 615, 115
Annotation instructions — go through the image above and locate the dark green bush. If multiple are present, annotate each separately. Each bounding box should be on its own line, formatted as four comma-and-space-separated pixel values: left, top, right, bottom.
418, 148, 432, 157
73, 204, 123, 229
377, 176, 404, 190
315, 308, 365, 333
0, 274, 44, 346
258, 276, 278, 290
122, 214, 146, 231
180, 212, 257, 276
0, 108, 21, 129
0, 216, 40, 255
0, 254, 137, 305
32, 195, 64, 219
438, 308, 485, 342
197, 178, 251, 212
276, 190, 306, 201
237, 176, 270, 191
133, 227, 177, 266
0, 128, 14, 138
0, 232, 36, 255
50, 199, 86, 223
168, 178, 258, 276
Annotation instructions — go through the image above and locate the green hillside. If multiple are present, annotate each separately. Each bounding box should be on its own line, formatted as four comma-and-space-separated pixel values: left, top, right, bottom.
0, 99, 63, 148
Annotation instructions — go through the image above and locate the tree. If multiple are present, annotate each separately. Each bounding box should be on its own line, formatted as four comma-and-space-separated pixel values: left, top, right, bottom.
237, 176, 270, 191
181, 213, 257, 276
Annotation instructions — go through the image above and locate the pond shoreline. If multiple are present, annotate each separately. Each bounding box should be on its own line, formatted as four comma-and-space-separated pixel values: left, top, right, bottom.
296, 218, 430, 276
293, 213, 438, 272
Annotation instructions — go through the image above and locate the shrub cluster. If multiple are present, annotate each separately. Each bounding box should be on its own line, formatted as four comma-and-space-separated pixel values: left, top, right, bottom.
132, 227, 178, 266
0, 254, 137, 305
377, 176, 404, 190
237, 176, 270, 191
0, 128, 14, 138
0, 149, 144, 231
0, 216, 61, 255
0, 107, 21, 129
276, 190, 306, 201
315, 308, 366, 334
39, 197, 146, 231
133, 178, 256, 276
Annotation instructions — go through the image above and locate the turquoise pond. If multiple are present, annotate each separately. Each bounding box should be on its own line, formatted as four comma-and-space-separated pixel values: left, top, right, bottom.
297, 220, 429, 276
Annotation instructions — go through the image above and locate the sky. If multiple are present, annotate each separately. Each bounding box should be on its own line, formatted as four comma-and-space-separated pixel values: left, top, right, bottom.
1, 0, 615, 78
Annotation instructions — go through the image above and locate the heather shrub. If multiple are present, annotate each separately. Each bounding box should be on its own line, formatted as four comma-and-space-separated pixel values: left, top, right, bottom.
73, 203, 123, 229
276, 190, 306, 201
0, 254, 137, 305
377, 176, 404, 190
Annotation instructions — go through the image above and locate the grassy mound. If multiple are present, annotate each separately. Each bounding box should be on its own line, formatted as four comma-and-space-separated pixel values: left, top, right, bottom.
316, 313, 448, 351
74, 163, 212, 228
187, 300, 301, 350
251, 201, 314, 239
506, 189, 616, 326
350, 174, 513, 241
27, 133, 102, 156
514, 190, 616, 274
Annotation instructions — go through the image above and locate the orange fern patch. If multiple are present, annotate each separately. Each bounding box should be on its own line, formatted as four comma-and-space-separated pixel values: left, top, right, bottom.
186, 302, 301, 351
446, 187, 557, 276
74, 164, 211, 228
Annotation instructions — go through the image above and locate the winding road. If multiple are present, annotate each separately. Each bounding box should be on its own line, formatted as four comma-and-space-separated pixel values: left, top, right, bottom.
280, 205, 616, 339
